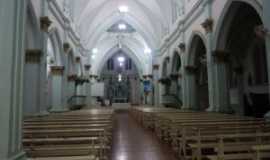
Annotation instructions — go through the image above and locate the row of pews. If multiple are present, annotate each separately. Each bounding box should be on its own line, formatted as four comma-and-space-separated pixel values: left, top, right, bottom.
130, 107, 270, 160
23, 109, 114, 160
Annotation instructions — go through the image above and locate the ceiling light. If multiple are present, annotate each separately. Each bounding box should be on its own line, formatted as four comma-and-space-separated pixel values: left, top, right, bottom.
91, 55, 96, 59
118, 24, 127, 30
119, 5, 129, 13
144, 48, 152, 54
92, 48, 98, 54
118, 56, 125, 63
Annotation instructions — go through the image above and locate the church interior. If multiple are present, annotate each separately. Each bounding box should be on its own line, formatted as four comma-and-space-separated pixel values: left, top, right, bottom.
1, 0, 270, 160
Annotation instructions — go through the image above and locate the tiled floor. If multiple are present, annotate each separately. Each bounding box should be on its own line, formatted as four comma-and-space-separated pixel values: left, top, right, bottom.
111, 111, 178, 160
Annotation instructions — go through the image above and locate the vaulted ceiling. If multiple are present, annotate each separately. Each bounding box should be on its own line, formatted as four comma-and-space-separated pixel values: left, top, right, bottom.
68, 0, 182, 74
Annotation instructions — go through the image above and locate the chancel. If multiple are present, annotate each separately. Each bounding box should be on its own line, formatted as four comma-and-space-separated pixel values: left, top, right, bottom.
1, 0, 270, 160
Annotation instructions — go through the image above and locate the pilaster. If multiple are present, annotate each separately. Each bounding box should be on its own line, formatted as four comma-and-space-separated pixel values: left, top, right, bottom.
23, 49, 43, 115
153, 64, 160, 106
211, 50, 231, 113
39, 1, 51, 115
262, 0, 270, 118
84, 64, 92, 107
202, 2, 216, 112
0, 0, 27, 159
184, 65, 197, 110
50, 66, 67, 112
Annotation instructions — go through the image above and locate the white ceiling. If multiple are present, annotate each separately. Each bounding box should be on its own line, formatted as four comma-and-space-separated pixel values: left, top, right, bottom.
67, 0, 183, 75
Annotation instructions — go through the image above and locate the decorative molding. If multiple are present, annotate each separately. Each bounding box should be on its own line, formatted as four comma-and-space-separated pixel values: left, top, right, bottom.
25, 49, 42, 63
185, 65, 198, 74
50, 66, 65, 75
201, 18, 214, 33
179, 43, 186, 53
40, 16, 52, 32
212, 50, 230, 63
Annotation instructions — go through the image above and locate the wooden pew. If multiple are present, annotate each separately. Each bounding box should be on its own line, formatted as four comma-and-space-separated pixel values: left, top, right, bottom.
252, 144, 270, 160
130, 107, 270, 160
23, 109, 114, 160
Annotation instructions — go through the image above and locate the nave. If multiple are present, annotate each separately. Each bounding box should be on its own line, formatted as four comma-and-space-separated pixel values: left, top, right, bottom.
22, 107, 270, 160
111, 110, 177, 160
2, 1, 270, 160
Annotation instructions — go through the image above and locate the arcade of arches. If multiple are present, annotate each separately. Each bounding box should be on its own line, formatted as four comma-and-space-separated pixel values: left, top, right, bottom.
1, 0, 270, 159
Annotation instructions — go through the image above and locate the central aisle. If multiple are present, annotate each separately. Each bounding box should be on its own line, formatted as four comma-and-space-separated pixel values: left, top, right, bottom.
111, 111, 178, 160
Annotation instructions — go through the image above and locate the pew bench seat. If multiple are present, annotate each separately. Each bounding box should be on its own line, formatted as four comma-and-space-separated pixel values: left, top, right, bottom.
25, 144, 110, 157
28, 155, 98, 160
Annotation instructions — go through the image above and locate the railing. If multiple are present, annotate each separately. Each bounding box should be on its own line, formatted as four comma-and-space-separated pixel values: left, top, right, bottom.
67, 95, 87, 110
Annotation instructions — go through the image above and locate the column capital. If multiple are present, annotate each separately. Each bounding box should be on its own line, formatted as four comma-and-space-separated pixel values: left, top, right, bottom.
201, 18, 214, 33
40, 16, 52, 32
153, 64, 160, 70
67, 74, 77, 82
63, 42, 71, 53
50, 66, 65, 75
147, 75, 153, 79
178, 43, 186, 53
143, 75, 153, 80
75, 76, 90, 85
170, 73, 182, 80
25, 49, 42, 63
84, 64, 91, 71
233, 66, 244, 75
158, 77, 171, 85
185, 65, 198, 74
212, 50, 230, 63
90, 74, 98, 80
75, 56, 81, 63
165, 56, 170, 62
254, 25, 269, 39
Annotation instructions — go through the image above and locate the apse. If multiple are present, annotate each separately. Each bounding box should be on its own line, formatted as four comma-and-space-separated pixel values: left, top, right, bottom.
100, 50, 140, 105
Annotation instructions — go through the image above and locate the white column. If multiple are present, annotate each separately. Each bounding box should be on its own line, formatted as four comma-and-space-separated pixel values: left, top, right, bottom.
23, 49, 43, 115
184, 67, 198, 110
170, 75, 178, 95
153, 65, 160, 107
40, 1, 51, 115
149, 77, 154, 105
262, 0, 270, 118
85, 65, 92, 107
212, 51, 231, 113
202, 2, 216, 112
0, 0, 27, 159
90, 76, 98, 106
50, 66, 67, 112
